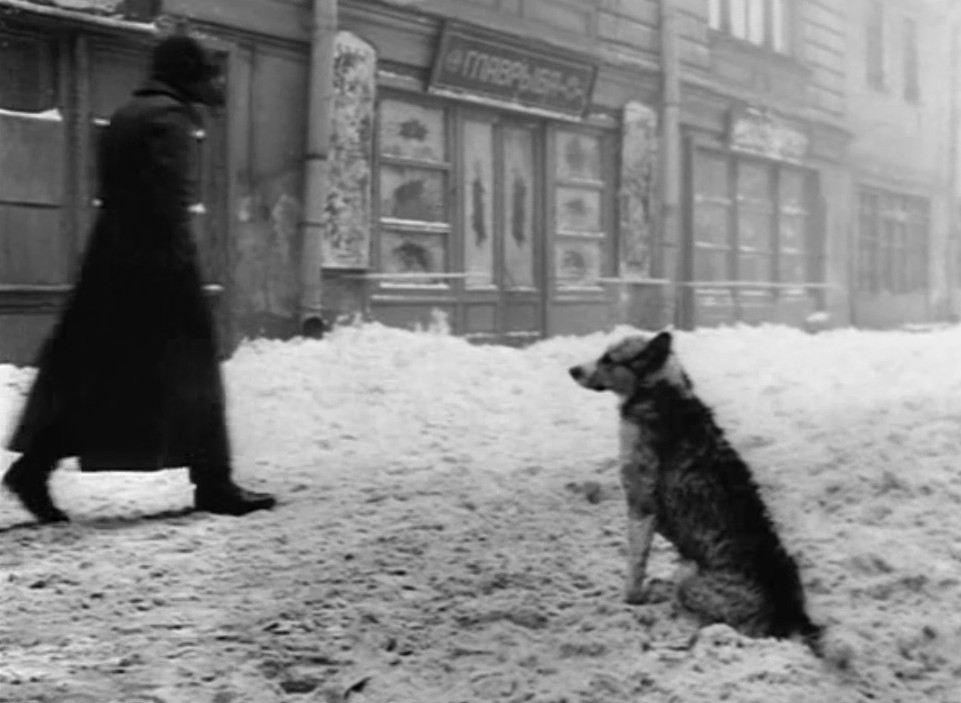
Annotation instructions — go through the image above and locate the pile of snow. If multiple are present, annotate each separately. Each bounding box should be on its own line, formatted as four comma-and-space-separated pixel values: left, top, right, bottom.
0, 107, 63, 122
3, 321, 961, 702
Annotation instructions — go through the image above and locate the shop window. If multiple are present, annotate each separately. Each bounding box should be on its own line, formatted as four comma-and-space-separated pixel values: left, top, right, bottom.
736, 161, 774, 281
379, 166, 447, 221
377, 98, 451, 285
0, 30, 67, 285
778, 168, 809, 284
882, 202, 906, 293
692, 150, 819, 287
857, 187, 928, 295
857, 191, 880, 293
708, 0, 790, 53
380, 100, 446, 161
554, 130, 608, 289
905, 200, 929, 291
556, 129, 602, 181
0, 31, 58, 112
556, 188, 602, 233
693, 152, 732, 281
381, 230, 447, 273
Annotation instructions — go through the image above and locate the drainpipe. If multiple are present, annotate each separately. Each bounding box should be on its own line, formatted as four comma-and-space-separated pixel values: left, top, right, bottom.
659, 0, 684, 328
299, 0, 338, 337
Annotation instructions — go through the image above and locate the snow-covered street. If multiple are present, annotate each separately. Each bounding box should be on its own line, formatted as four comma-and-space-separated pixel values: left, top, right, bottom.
3, 322, 961, 702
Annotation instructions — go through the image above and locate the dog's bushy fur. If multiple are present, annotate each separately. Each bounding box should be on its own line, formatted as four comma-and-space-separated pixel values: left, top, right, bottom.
570, 331, 824, 656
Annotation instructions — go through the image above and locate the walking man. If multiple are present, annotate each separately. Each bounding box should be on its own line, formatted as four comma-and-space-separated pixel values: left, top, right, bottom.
3, 34, 275, 522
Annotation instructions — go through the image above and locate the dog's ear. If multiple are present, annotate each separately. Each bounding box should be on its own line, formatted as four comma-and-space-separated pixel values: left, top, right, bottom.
639, 331, 672, 369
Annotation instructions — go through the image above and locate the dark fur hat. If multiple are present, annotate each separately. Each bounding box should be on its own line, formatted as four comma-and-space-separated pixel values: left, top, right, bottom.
149, 35, 218, 88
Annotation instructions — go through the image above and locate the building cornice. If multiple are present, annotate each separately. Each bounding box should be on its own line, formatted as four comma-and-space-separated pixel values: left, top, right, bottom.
0, 0, 158, 33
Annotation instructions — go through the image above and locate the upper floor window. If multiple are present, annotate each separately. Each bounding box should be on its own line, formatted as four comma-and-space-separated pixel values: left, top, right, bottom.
903, 18, 920, 102
708, 0, 790, 54
866, 0, 885, 90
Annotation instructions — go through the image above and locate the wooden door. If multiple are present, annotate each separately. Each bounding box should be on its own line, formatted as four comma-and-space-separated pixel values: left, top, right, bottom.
498, 122, 543, 343
461, 115, 544, 343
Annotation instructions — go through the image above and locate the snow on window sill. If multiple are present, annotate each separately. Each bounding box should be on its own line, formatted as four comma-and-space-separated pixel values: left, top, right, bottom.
380, 220, 451, 234
0, 107, 63, 122
378, 282, 453, 291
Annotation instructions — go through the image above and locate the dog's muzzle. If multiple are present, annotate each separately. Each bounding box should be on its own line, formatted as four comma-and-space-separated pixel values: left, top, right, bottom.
570, 362, 608, 391
569, 363, 600, 389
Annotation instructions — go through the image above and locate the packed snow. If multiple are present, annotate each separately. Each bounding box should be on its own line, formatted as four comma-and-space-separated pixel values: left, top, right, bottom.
0, 107, 63, 122
3, 321, 961, 702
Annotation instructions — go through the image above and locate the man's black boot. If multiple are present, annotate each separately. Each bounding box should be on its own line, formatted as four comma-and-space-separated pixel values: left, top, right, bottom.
3, 456, 69, 523
194, 480, 276, 516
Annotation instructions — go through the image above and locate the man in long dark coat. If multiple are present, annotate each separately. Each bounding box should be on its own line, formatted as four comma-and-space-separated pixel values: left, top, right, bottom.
2, 35, 276, 522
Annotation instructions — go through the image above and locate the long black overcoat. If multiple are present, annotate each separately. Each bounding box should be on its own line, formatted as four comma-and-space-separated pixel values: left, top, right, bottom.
6, 80, 230, 472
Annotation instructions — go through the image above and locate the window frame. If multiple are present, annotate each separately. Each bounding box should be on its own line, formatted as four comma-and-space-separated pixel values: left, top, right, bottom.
691, 148, 821, 287
856, 186, 929, 295
372, 93, 619, 297
552, 125, 613, 292
734, 159, 776, 284
708, 0, 792, 54
0, 27, 60, 113
373, 92, 456, 290
691, 149, 735, 283
0, 26, 71, 287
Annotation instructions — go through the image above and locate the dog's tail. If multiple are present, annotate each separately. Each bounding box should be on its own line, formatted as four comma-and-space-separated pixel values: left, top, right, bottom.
792, 617, 856, 670
795, 616, 826, 658
768, 557, 854, 667
760, 549, 855, 667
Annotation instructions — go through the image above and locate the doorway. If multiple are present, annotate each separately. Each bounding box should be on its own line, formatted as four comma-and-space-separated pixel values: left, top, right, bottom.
461, 115, 545, 343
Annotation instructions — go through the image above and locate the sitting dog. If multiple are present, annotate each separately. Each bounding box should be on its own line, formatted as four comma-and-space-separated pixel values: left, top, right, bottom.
570, 331, 824, 655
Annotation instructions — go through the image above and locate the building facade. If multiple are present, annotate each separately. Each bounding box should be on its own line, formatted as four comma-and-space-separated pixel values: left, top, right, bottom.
0, 0, 666, 358
331, 0, 655, 343
673, 0, 848, 328
844, 0, 960, 327
0, 0, 959, 364
0, 2, 231, 365
0, 0, 297, 363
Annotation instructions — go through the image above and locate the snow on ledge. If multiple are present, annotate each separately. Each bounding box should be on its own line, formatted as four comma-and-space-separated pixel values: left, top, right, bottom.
0, 0, 159, 34
0, 106, 63, 122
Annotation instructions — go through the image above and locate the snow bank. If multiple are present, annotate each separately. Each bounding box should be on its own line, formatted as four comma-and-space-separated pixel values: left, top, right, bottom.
3, 322, 961, 702
225, 322, 615, 476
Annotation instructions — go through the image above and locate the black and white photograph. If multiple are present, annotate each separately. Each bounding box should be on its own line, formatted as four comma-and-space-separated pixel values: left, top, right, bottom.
2, 0, 961, 701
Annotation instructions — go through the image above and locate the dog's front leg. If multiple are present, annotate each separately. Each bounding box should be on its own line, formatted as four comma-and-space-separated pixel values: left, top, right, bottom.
624, 509, 656, 604
621, 465, 657, 605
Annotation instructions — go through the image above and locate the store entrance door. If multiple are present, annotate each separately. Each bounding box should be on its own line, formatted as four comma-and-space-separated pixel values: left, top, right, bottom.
462, 116, 545, 344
